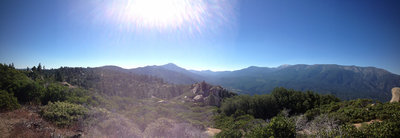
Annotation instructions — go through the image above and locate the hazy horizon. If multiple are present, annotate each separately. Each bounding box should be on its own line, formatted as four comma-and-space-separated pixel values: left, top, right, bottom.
9, 62, 399, 76
1, 0, 399, 74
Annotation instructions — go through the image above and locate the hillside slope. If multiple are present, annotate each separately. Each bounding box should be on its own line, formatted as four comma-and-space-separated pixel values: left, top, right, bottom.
210, 64, 400, 101
48, 66, 188, 99
129, 63, 204, 84
52, 64, 400, 101
0, 64, 233, 137
122, 64, 400, 101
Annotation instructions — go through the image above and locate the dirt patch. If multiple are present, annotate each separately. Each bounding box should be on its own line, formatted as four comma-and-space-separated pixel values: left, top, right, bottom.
205, 127, 221, 136
353, 119, 383, 129
61, 82, 77, 88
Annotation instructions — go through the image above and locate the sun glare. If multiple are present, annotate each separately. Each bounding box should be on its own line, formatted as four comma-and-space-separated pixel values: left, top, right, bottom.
107, 0, 206, 31
100, 0, 236, 37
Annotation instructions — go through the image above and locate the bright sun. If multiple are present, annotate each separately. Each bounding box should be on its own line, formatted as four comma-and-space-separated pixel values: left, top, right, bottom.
106, 0, 207, 32
98, 0, 237, 38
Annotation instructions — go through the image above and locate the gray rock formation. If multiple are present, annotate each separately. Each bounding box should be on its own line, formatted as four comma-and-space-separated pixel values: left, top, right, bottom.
193, 95, 204, 102
390, 87, 400, 103
189, 81, 236, 106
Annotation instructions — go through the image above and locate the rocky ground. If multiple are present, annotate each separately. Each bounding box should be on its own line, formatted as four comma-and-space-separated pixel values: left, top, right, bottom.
0, 106, 81, 138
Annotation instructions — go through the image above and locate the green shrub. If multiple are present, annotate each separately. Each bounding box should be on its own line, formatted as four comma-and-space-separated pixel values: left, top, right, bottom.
341, 121, 400, 138
0, 90, 20, 111
246, 126, 267, 138
220, 88, 339, 120
340, 124, 365, 137
265, 115, 296, 138
41, 101, 88, 127
41, 83, 97, 106
245, 115, 295, 138
363, 121, 400, 137
215, 129, 242, 138
41, 84, 68, 104
65, 88, 95, 105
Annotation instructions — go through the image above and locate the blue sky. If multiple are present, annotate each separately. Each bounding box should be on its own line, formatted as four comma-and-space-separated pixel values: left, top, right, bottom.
0, 0, 399, 74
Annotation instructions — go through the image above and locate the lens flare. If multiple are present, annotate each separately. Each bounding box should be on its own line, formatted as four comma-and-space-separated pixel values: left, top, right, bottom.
111, 0, 205, 30
98, 0, 237, 38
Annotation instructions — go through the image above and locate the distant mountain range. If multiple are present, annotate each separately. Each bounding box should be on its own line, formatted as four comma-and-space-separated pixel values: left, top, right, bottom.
100, 63, 204, 84
99, 63, 400, 101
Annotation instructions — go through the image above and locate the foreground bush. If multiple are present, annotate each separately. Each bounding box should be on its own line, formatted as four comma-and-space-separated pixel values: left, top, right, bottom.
41, 101, 88, 127
41, 84, 69, 105
215, 114, 295, 138
0, 90, 20, 111
340, 121, 400, 137
220, 87, 339, 120
246, 115, 296, 138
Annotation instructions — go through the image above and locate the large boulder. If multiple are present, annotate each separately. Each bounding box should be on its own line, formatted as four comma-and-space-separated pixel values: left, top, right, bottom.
193, 95, 204, 102
390, 87, 400, 103
189, 81, 236, 106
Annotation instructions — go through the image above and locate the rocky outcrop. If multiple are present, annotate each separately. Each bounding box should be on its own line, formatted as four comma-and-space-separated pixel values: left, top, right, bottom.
390, 87, 400, 103
190, 81, 236, 106
193, 95, 204, 102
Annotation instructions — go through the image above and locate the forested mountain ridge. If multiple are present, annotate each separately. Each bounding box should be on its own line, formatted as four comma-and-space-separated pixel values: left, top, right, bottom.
210, 64, 400, 101
128, 63, 205, 84
101, 63, 400, 101
43, 66, 189, 99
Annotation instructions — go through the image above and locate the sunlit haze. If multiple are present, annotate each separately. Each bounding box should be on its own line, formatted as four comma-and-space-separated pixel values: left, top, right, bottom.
1, 1, 400, 137
0, 0, 399, 74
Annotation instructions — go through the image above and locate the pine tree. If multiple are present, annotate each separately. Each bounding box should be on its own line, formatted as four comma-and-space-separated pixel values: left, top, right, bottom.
38, 63, 42, 72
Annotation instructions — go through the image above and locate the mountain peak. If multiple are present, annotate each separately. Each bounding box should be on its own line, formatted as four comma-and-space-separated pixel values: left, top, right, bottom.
247, 66, 260, 68
99, 65, 125, 70
161, 63, 186, 71
161, 63, 186, 72
277, 64, 291, 69
162, 63, 179, 68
